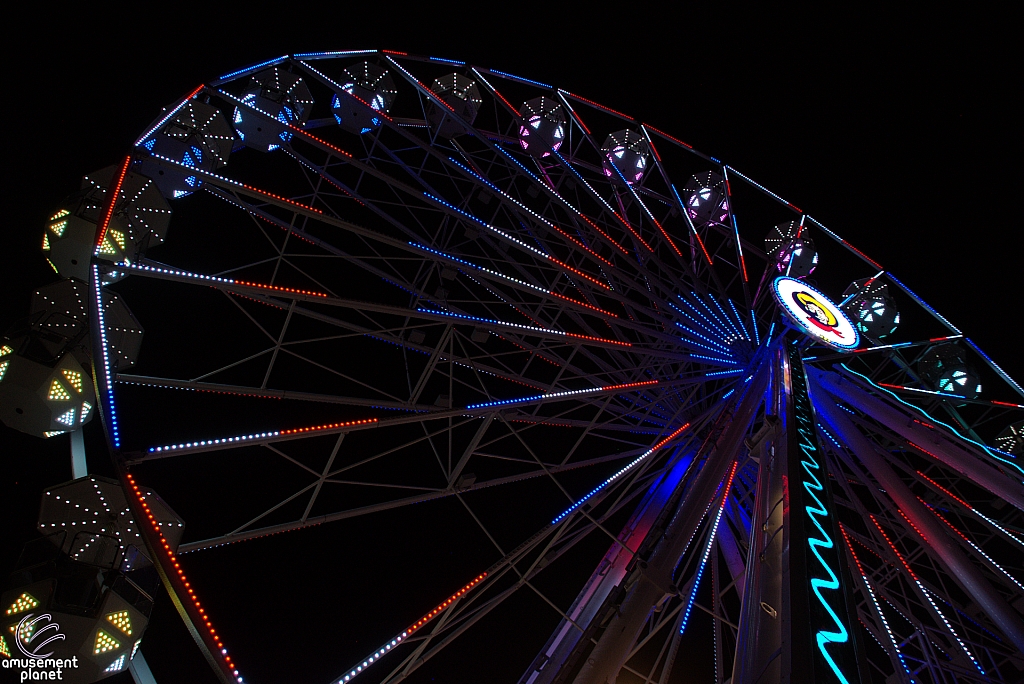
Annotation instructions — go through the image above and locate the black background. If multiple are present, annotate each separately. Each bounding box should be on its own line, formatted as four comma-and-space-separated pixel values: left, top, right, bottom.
1, 6, 1018, 684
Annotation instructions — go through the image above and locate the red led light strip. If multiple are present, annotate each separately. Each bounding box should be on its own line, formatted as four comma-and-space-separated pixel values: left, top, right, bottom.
406, 573, 487, 635
279, 418, 378, 435
239, 184, 323, 214
420, 83, 456, 112
381, 49, 407, 56
841, 240, 882, 269
612, 211, 654, 253
548, 257, 611, 291
562, 91, 634, 121
551, 225, 614, 267
906, 440, 942, 461
870, 514, 916, 578
992, 400, 1024, 408
579, 214, 630, 255
232, 280, 328, 298
94, 156, 132, 253
570, 108, 591, 134
838, 524, 866, 575
566, 332, 631, 347
651, 216, 683, 257
692, 228, 714, 266
643, 124, 693, 149
895, 507, 928, 542
916, 470, 972, 509
603, 379, 659, 392
125, 474, 241, 681
549, 292, 618, 317
490, 88, 518, 114
287, 125, 354, 158
646, 135, 662, 162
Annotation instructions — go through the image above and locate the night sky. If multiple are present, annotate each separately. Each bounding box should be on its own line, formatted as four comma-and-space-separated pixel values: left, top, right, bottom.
2, 8, 1017, 684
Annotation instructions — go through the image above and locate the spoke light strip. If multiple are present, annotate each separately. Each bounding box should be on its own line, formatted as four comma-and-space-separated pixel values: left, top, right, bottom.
876, 382, 1024, 409
553, 422, 691, 523
446, 157, 615, 268
293, 50, 378, 59
118, 262, 327, 298
869, 514, 985, 675
467, 380, 657, 411
134, 84, 206, 146
550, 149, 654, 253
408, 243, 616, 317
669, 184, 714, 266
915, 470, 1024, 549
94, 156, 132, 255
143, 152, 323, 214
922, 500, 1024, 592
415, 308, 629, 347
148, 418, 378, 453
965, 337, 1024, 398
217, 56, 288, 82
92, 265, 120, 448
721, 167, 749, 282
125, 474, 245, 682
421, 193, 611, 291
490, 143, 631, 257
839, 524, 915, 682
680, 460, 739, 634
336, 574, 487, 683
840, 365, 1024, 479
606, 159, 683, 257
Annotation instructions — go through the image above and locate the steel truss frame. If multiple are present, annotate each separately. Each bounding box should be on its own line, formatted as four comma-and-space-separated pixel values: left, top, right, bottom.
65, 50, 1024, 684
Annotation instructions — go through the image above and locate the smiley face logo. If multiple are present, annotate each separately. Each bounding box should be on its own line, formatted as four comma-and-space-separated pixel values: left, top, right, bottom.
771, 276, 859, 351
792, 291, 844, 337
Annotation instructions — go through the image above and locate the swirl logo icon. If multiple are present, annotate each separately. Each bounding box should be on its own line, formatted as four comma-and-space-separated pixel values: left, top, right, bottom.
14, 613, 65, 659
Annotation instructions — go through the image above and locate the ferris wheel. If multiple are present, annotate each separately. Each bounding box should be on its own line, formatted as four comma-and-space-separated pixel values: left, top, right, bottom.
2, 50, 1023, 684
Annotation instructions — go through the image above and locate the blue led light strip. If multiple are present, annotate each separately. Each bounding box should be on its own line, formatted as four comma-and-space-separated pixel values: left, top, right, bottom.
293, 50, 377, 60
486, 69, 552, 89
680, 460, 739, 634
92, 265, 120, 448
881, 273, 962, 334
217, 56, 289, 82
552, 422, 691, 523
965, 337, 1024, 398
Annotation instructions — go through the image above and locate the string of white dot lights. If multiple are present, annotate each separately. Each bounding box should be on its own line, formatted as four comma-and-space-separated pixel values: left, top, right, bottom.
148, 418, 378, 454
407, 242, 617, 317
334, 574, 487, 683
467, 380, 657, 411
924, 502, 1024, 592
870, 514, 986, 675
414, 308, 630, 348
915, 470, 1024, 550
420, 192, 612, 292
91, 265, 121, 448
839, 524, 915, 683
553, 421, 690, 523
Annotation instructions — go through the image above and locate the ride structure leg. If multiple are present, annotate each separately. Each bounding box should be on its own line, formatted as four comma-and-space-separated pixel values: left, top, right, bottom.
812, 383, 1024, 654
570, 358, 769, 684
731, 341, 867, 684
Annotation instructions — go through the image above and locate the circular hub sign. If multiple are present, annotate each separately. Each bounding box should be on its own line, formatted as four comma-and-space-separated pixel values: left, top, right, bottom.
772, 276, 860, 351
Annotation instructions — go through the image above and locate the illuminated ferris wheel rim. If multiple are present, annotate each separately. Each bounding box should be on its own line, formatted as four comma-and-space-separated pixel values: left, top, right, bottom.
11, 47, 1021, 684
